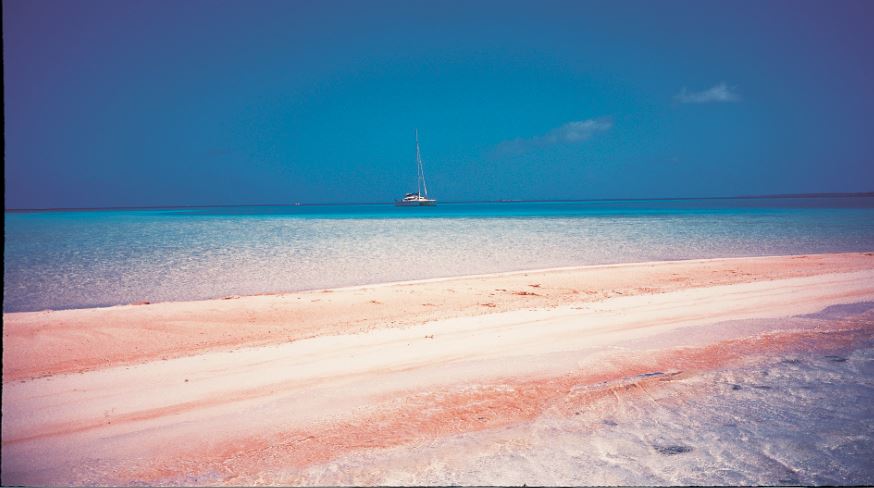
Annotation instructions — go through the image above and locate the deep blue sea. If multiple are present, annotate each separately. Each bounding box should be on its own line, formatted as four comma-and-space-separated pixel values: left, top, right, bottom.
5, 197, 874, 312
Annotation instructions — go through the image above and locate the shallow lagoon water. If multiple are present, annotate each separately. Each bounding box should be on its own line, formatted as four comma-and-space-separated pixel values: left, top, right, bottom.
5, 197, 874, 312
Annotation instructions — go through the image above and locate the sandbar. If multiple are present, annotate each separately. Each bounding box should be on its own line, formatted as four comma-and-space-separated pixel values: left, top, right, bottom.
2, 252, 874, 485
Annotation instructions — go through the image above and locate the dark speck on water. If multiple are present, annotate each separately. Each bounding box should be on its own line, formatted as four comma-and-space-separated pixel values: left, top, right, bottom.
654, 445, 693, 455
731, 384, 742, 391
825, 355, 848, 362
603, 419, 618, 426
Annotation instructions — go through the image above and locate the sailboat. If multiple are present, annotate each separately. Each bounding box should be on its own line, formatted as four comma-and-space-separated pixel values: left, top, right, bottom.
395, 129, 437, 206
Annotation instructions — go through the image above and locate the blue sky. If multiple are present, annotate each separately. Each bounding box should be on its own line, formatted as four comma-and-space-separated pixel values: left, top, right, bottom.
4, 0, 873, 208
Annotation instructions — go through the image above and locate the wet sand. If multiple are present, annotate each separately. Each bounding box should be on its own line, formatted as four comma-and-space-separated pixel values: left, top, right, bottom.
3, 252, 874, 485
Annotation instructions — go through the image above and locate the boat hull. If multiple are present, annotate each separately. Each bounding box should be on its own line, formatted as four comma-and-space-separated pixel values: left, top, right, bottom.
394, 199, 437, 207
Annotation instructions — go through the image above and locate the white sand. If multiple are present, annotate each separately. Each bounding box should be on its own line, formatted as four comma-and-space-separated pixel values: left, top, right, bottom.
3, 266, 874, 485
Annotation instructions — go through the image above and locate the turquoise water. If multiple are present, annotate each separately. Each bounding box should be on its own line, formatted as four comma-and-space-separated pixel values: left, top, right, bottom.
5, 198, 874, 312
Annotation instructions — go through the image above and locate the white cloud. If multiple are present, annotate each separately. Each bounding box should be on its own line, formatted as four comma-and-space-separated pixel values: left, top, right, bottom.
496, 118, 612, 155
541, 118, 613, 143
675, 82, 741, 103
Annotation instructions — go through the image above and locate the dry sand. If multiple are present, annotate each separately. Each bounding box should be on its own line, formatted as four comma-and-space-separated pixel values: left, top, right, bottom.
2, 252, 874, 485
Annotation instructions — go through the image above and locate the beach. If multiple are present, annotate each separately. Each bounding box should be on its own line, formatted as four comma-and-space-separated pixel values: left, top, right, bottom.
7, 0, 874, 484
3, 252, 874, 485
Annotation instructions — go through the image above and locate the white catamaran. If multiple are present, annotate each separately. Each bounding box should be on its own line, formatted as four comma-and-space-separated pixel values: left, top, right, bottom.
395, 129, 437, 206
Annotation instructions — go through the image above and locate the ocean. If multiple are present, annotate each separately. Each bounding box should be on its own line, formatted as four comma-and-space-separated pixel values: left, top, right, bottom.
5, 197, 874, 312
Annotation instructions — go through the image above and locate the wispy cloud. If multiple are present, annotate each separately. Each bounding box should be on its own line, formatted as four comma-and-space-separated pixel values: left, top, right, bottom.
540, 118, 613, 143
495, 118, 612, 155
674, 82, 741, 104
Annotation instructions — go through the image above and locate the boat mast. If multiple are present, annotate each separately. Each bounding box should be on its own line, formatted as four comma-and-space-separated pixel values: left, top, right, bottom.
415, 129, 421, 197
416, 129, 429, 198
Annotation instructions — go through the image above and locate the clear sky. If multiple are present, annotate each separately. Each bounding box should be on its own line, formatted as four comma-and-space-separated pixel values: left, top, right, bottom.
4, 0, 873, 208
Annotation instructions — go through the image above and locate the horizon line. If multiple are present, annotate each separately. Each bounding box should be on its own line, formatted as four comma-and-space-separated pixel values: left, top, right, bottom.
5, 191, 874, 212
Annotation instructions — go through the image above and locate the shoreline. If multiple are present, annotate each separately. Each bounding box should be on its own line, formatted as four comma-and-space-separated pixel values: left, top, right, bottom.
4, 252, 874, 383
9, 250, 874, 314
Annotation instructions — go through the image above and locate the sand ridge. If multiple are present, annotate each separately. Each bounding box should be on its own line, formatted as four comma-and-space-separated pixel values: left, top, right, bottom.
4, 252, 873, 382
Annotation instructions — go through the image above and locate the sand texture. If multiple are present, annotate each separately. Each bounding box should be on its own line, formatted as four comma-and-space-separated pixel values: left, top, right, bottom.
3, 252, 874, 485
